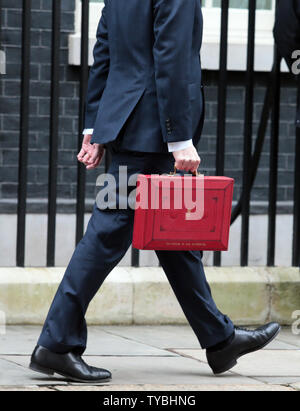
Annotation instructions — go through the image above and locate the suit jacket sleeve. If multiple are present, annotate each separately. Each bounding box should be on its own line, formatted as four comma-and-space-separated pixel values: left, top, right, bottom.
84, 3, 110, 129
153, 0, 197, 143
274, 0, 300, 72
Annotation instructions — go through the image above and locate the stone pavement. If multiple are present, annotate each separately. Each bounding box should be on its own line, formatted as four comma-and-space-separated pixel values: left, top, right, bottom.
0, 325, 299, 391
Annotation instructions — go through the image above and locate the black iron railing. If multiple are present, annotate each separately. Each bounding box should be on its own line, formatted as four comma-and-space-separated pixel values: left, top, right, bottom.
16, 0, 32, 267
0, 0, 299, 268
47, 0, 61, 267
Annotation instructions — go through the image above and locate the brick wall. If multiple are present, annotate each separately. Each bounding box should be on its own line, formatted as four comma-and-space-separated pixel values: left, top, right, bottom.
202, 71, 297, 204
0, 0, 297, 212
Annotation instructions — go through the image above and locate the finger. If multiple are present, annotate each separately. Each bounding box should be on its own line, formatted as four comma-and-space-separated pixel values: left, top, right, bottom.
191, 158, 201, 173
87, 149, 104, 168
90, 149, 105, 168
87, 156, 101, 170
191, 163, 199, 173
82, 143, 94, 156
86, 163, 96, 170
175, 159, 184, 171
77, 148, 87, 161
86, 155, 99, 168
89, 149, 100, 164
87, 145, 96, 156
181, 160, 188, 171
86, 162, 98, 170
183, 159, 193, 172
78, 155, 87, 164
82, 152, 91, 163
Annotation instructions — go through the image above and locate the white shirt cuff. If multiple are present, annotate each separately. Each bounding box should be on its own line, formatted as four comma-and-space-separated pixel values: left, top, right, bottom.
167, 139, 193, 152
83, 128, 94, 135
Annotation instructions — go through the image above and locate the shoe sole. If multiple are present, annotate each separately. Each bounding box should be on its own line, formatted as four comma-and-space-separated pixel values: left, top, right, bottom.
29, 361, 111, 384
212, 325, 281, 375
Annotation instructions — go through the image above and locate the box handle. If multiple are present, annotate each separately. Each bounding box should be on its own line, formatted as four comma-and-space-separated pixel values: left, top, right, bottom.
169, 166, 204, 177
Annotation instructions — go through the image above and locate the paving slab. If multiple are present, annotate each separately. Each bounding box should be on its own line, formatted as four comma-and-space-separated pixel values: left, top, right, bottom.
0, 326, 177, 357
101, 325, 200, 349
0, 326, 298, 390
0, 355, 264, 387
1, 326, 298, 354
234, 350, 300, 378
85, 326, 300, 351
78, 356, 266, 386
277, 329, 300, 348
0, 357, 67, 387
172, 349, 300, 380
0, 326, 40, 355
85, 327, 178, 357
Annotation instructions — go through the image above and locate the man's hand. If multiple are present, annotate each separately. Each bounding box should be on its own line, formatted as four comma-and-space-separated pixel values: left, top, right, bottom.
77, 134, 105, 170
172, 145, 201, 173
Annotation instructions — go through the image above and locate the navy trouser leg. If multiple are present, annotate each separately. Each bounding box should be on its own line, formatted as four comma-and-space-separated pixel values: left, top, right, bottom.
38, 205, 134, 355
156, 250, 234, 349
38, 150, 234, 354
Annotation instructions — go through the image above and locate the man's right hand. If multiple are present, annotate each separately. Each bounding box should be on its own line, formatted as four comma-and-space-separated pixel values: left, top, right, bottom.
77, 134, 105, 170
172, 145, 201, 173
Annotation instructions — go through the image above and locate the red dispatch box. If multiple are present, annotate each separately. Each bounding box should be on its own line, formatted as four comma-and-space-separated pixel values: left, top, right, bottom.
132, 174, 234, 251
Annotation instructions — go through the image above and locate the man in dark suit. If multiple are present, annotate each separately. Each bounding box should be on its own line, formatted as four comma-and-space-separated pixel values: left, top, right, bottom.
30, 0, 280, 383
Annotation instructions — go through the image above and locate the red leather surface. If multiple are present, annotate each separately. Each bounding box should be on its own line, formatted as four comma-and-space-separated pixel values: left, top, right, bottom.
133, 175, 234, 251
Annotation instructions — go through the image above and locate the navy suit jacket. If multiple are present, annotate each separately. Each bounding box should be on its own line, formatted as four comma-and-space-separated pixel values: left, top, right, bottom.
84, 0, 204, 153
274, 0, 300, 72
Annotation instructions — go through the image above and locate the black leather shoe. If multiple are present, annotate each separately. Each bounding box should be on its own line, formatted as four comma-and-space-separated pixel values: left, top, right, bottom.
206, 323, 281, 375
30, 345, 112, 383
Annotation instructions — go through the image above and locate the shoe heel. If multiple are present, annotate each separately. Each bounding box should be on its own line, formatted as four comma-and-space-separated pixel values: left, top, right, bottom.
213, 359, 238, 375
30, 361, 55, 376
